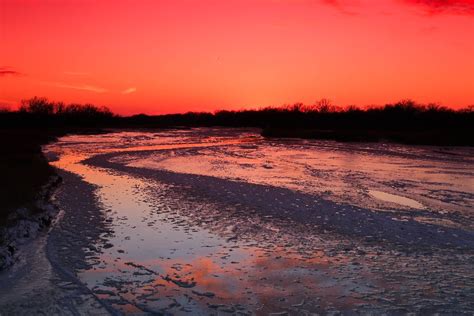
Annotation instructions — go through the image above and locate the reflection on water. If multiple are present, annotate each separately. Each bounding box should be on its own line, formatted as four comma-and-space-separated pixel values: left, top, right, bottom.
48, 146, 369, 313
126, 131, 473, 217
44, 128, 474, 314
369, 190, 424, 209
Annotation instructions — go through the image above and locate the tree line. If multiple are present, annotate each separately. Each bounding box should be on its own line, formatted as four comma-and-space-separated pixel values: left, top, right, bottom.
1, 97, 472, 138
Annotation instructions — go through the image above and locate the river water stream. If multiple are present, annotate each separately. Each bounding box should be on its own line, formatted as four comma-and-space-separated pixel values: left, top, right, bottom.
41, 128, 474, 314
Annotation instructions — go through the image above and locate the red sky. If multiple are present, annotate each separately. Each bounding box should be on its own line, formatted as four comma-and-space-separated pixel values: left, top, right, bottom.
1, 0, 473, 115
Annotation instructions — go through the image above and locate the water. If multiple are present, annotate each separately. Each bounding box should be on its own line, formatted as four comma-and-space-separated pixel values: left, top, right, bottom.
44, 128, 474, 314
369, 190, 424, 209
123, 132, 473, 216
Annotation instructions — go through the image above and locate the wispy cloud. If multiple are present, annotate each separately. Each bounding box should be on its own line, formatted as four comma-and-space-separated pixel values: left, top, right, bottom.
122, 87, 137, 94
0, 67, 22, 77
402, 0, 474, 15
46, 82, 108, 93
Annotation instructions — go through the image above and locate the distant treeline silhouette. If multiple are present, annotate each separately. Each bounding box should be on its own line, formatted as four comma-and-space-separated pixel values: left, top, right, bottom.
0, 97, 114, 127
0, 97, 473, 145
1, 97, 473, 224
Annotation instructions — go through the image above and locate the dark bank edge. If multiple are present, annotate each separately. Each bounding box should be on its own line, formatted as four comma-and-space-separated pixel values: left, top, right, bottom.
0, 175, 61, 270
0, 127, 107, 271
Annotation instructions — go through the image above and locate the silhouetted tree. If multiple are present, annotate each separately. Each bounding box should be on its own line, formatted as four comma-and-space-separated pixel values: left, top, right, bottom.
19, 97, 54, 115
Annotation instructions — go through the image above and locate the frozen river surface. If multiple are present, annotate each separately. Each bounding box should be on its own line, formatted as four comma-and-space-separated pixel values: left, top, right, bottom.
4, 128, 473, 315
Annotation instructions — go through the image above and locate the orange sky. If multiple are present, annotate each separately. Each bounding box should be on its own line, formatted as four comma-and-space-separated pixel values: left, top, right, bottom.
1, 0, 473, 114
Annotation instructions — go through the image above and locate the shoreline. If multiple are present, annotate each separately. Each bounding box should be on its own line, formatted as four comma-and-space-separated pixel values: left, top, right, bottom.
0, 175, 61, 271
261, 127, 474, 146
0, 170, 113, 314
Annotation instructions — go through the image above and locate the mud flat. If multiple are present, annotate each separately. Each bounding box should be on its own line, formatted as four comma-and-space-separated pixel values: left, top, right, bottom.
2, 128, 473, 315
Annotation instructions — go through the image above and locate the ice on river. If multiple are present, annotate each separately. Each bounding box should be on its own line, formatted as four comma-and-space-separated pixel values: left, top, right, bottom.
42, 128, 474, 314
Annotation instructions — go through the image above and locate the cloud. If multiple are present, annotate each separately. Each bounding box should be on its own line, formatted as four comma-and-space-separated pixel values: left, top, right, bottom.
47, 82, 108, 93
402, 0, 474, 15
122, 87, 137, 94
0, 67, 21, 77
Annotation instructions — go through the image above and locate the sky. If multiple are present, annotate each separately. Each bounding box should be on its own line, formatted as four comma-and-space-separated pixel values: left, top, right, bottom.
1, 0, 473, 115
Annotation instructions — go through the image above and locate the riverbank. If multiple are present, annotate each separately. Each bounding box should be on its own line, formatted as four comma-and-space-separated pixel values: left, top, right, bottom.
0, 176, 61, 270
0, 127, 68, 271
0, 170, 112, 314
0, 127, 105, 270
0, 129, 58, 226
261, 127, 474, 146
